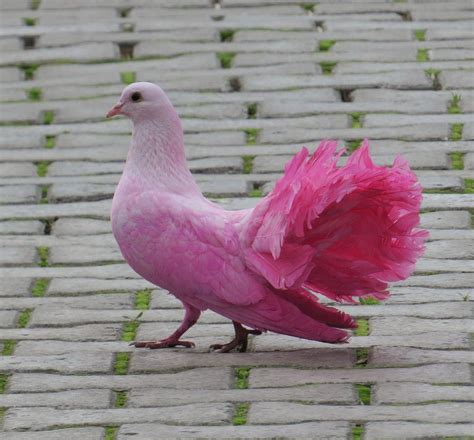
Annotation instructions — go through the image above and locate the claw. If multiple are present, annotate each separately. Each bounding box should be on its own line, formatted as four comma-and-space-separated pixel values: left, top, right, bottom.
130, 339, 195, 349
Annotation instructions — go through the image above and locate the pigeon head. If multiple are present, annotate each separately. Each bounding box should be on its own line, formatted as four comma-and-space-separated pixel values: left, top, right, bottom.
106, 82, 171, 121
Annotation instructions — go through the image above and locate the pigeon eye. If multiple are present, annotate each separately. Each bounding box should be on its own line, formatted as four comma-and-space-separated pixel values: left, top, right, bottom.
131, 92, 142, 102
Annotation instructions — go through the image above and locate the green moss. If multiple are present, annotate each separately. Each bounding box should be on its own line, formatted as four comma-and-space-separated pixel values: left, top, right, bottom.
43, 110, 54, 125
449, 152, 464, 170
235, 367, 250, 389
217, 52, 236, 69
122, 321, 139, 342
120, 71, 136, 85
356, 348, 369, 368
37, 246, 49, 267
245, 128, 260, 145
448, 94, 462, 114
114, 352, 130, 375
320, 61, 337, 75
135, 289, 151, 310
417, 49, 429, 62
0, 375, 8, 393
104, 426, 118, 440
464, 179, 474, 194
242, 155, 255, 174
39, 185, 49, 204
414, 29, 426, 41
352, 424, 364, 440
44, 135, 56, 149
425, 68, 441, 81
356, 384, 371, 405
249, 189, 263, 197
32, 278, 49, 297
23, 17, 37, 26
247, 103, 257, 119
346, 139, 362, 153
36, 161, 49, 177
18, 309, 32, 328
355, 319, 369, 337
359, 296, 380, 305
30, 0, 41, 10
350, 112, 363, 129
319, 40, 335, 52
20, 63, 39, 80
115, 390, 128, 408
233, 402, 249, 425
27, 87, 41, 101
2, 340, 16, 356
301, 3, 315, 12
220, 29, 235, 42
450, 123, 464, 141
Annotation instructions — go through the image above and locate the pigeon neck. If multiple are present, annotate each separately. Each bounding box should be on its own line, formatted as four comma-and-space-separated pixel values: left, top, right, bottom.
126, 107, 199, 195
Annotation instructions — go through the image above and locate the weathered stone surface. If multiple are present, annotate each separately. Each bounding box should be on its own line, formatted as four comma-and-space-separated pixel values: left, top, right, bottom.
0, 324, 121, 341
0, 278, 32, 297
365, 422, 474, 440
0, 246, 36, 266
0, 428, 105, 440
0, 220, 44, 235
420, 210, 472, 229
118, 422, 351, 439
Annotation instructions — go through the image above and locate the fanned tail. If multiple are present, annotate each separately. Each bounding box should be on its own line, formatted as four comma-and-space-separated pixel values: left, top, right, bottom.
243, 139, 428, 305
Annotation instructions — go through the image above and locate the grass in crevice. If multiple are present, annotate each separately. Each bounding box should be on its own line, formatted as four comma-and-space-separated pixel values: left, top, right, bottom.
352, 424, 364, 440
249, 189, 263, 197
346, 139, 362, 153
449, 152, 464, 170
220, 29, 235, 42
39, 185, 49, 204
27, 87, 41, 101
120, 71, 136, 85
247, 103, 257, 119
37, 246, 49, 267
354, 319, 369, 337
448, 94, 462, 114
20, 63, 39, 80
425, 68, 441, 89
135, 289, 151, 310
30, 0, 41, 9
320, 61, 336, 75
417, 49, 429, 62
450, 123, 464, 141
114, 352, 130, 375
319, 40, 335, 52
245, 128, 260, 145
359, 296, 380, 305
235, 367, 250, 389
356, 348, 369, 368
414, 29, 426, 41
17, 309, 32, 328
122, 321, 139, 343
0, 375, 8, 393
43, 110, 54, 125
350, 112, 363, 129
233, 402, 250, 425
356, 384, 372, 405
464, 179, 474, 194
104, 426, 118, 440
115, 390, 128, 408
301, 3, 315, 13
217, 52, 235, 69
23, 17, 37, 26
242, 155, 255, 174
44, 135, 56, 149
2, 340, 16, 356
32, 278, 49, 297
36, 161, 50, 177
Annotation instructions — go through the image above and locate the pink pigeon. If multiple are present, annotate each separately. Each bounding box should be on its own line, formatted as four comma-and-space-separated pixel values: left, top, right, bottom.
107, 82, 428, 352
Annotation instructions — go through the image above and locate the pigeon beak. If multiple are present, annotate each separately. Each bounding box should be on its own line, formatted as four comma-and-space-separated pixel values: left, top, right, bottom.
106, 102, 123, 118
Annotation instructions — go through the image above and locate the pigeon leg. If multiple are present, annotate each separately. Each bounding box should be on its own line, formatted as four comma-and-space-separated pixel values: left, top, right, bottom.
131, 303, 200, 349
210, 321, 262, 353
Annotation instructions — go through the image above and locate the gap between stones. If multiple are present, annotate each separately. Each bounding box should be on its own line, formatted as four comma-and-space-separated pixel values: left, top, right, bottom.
233, 367, 250, 425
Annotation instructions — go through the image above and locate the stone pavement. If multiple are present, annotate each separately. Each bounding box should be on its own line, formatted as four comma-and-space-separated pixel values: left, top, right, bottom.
0, 0, 473, 438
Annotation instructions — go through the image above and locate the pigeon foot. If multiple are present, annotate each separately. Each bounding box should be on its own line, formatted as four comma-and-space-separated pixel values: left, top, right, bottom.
210, 321, 262, 353
130, 339, 195, 349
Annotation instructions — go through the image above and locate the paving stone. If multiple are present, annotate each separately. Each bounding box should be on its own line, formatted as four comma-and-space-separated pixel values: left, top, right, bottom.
4, 404, 233, 431
0, 428, 105, 440
365, 422, 474, 440
0, 220, 44, 235
250, 364, 471, 388
117, 422, 351, 440
0, 163, 36, 178
128, 384, 356, 407
424, 239, 474, 258
422, 194, 474, 210
397, 272, 474, 288
52, 218, 112, 235
388, 287, 473, 304
420, 210, 472, 229
0, 310, 17, 328
0, 389, 112, 409
373, 383, 474, 404
0, 278, 32, 297
48, 277, 152, 294
0, 246, 36, 266
370, 316, 474, 335
440, 70, 474, 89
370, 347, 474, 367
364, 113, 473, 127
49, 245, 123, 265
9, 368, 231, 393
247, 402, 474, 424
0, 185, 38, 204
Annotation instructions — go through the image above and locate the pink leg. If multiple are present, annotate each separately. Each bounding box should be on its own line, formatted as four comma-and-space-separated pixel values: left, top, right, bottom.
130, 302, 201, 349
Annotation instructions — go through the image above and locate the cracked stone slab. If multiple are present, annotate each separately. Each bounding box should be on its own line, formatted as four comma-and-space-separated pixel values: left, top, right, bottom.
3, 403, 233, 431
